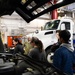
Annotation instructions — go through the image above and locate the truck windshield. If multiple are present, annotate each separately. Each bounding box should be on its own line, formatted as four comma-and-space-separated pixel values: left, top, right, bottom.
44, 20, 60, 30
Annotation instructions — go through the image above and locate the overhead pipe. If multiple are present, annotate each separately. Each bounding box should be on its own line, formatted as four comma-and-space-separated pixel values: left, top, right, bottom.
51, 0, 58, 19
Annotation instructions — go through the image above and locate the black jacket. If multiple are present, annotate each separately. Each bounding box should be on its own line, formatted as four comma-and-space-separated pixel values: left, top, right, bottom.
14, 44, 24, 55
28, 47, 46, 62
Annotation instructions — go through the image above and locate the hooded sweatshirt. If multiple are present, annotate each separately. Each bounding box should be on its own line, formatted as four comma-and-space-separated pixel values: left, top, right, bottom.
53, 43, 74, 75
60, 43, 74, 52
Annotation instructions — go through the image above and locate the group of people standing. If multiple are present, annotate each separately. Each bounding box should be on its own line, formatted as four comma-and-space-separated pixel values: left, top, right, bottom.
13, 36, 46, 62
12, 36, 46, 75
12, 30, 75, 75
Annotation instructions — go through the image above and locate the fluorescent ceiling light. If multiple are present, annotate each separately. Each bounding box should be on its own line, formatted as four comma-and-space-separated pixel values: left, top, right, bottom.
57, 0, 63, 3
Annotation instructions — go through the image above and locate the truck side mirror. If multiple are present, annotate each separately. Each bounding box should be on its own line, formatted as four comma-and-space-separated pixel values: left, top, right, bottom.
60, 23, 66, 30
35, 30, 39, 34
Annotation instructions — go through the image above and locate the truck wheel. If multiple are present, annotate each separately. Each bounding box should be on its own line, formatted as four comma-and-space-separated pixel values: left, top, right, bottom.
45, 45, 53, 57
47, 52, 54, 63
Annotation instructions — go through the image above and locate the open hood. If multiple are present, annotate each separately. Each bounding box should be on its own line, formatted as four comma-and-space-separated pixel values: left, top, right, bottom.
15, 0, 75, 23
0, 0, 75, 23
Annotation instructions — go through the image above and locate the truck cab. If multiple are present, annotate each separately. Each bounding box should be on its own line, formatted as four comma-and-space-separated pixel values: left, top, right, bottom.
27, 17, 75, 52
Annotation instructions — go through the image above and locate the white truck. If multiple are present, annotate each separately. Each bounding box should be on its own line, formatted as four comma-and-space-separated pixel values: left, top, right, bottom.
27, 17, 75, 63
26, 17, 75, 53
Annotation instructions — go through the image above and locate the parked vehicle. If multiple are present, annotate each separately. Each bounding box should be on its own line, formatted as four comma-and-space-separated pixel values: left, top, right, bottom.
27, 17, 75, 53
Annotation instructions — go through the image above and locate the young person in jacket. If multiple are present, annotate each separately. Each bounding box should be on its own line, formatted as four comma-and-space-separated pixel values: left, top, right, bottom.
28, 37, 46, 61
53, 30, 74, 75
12, 38, 25, 65
13, 38, 24, 55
